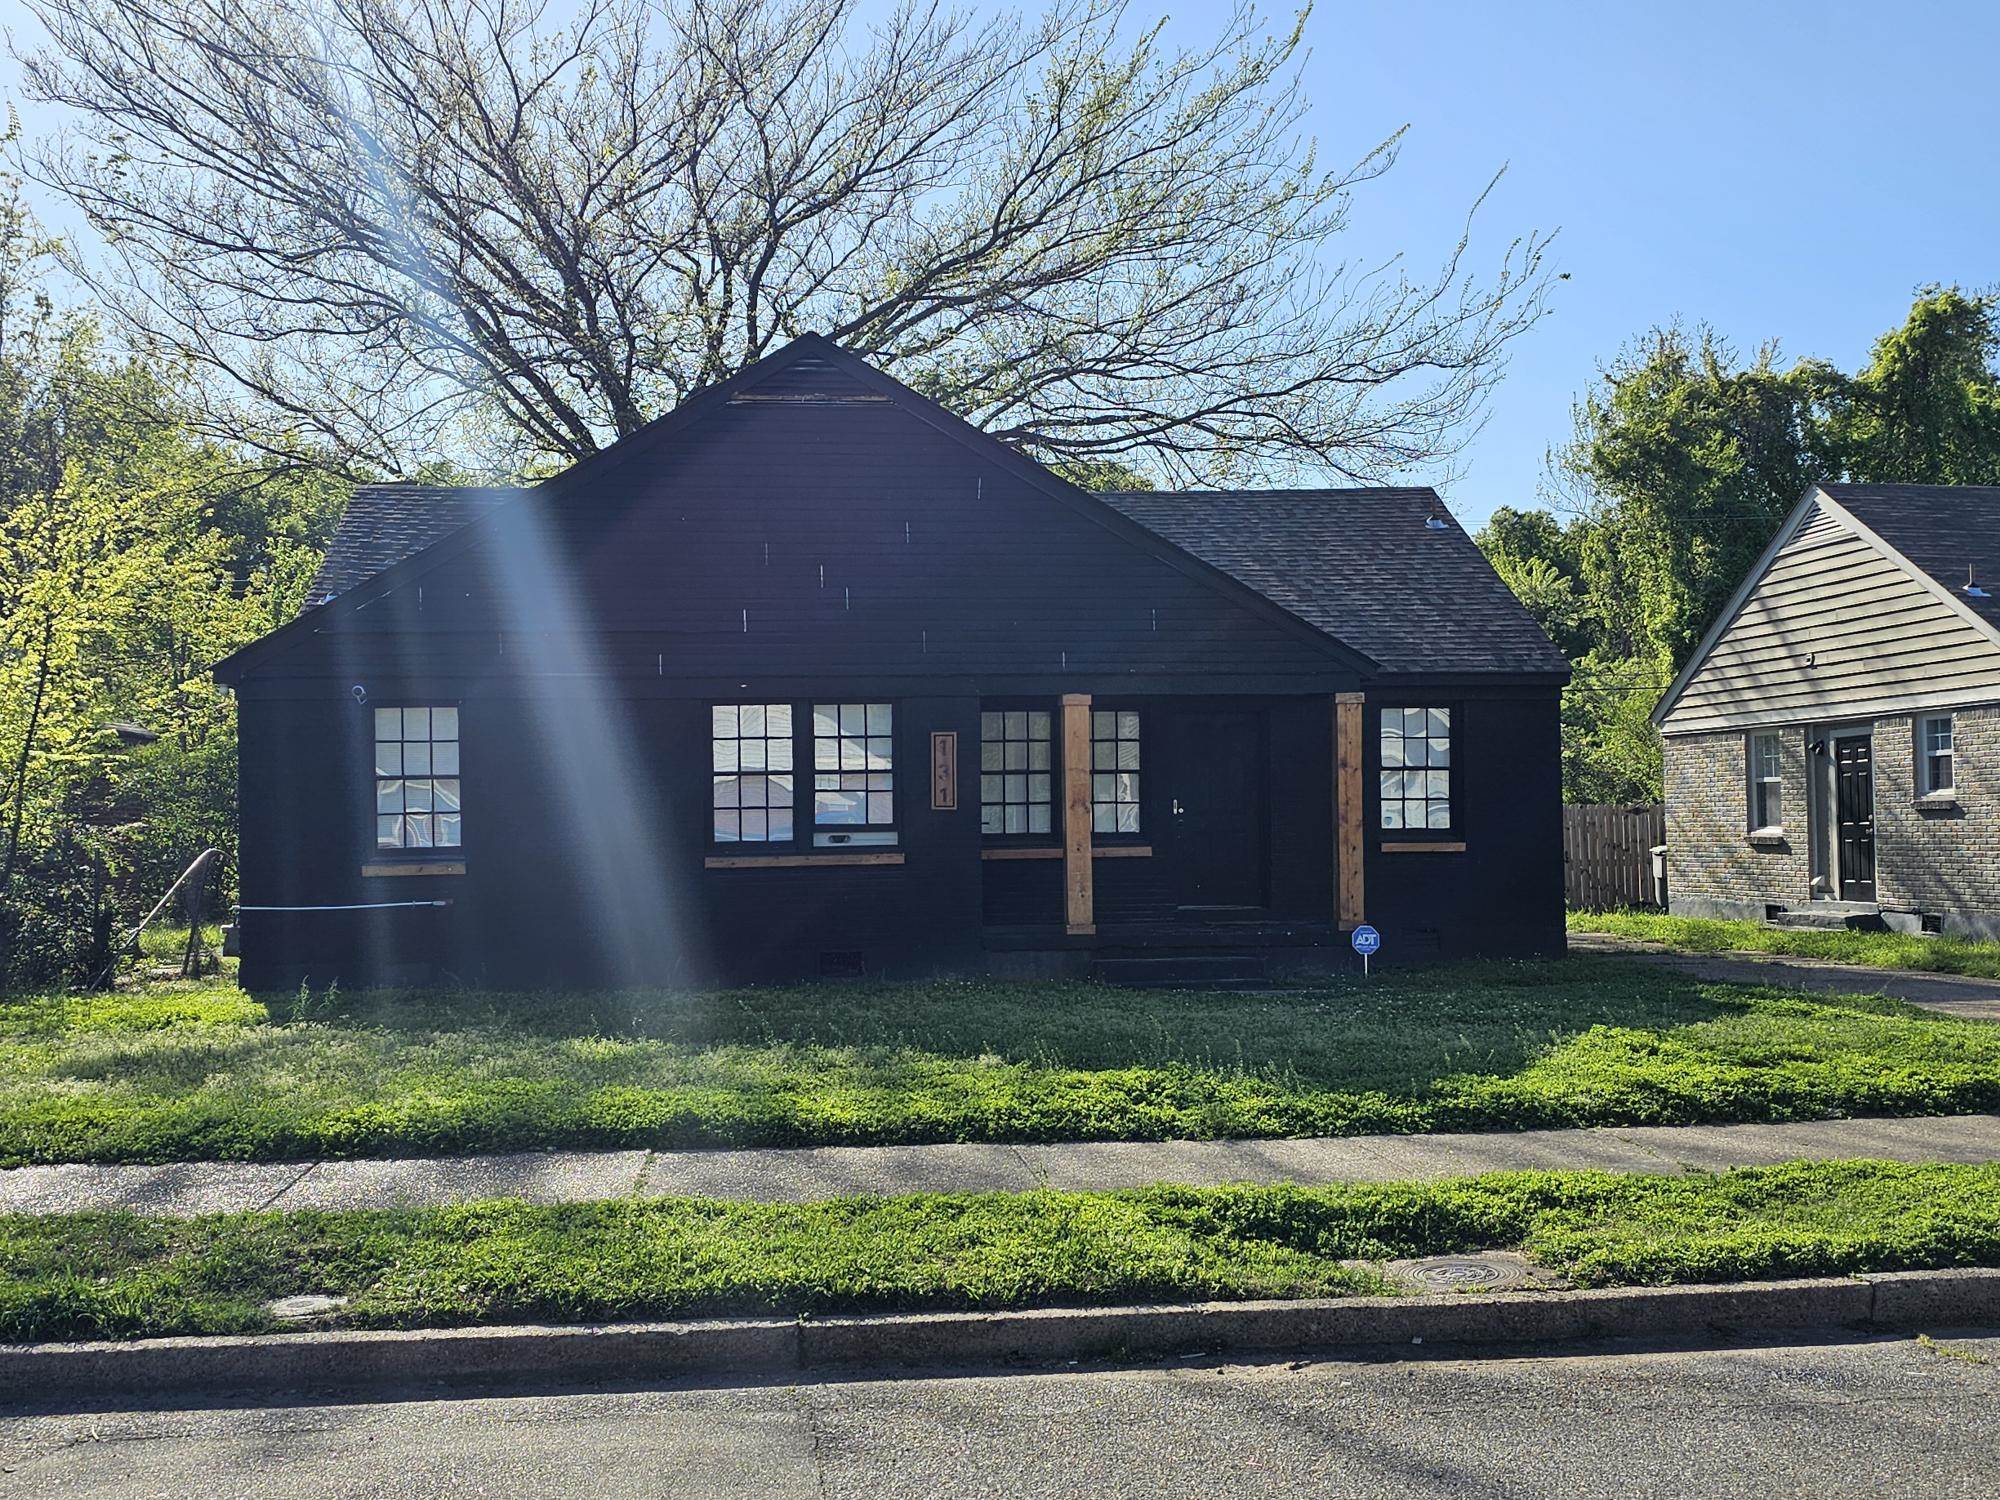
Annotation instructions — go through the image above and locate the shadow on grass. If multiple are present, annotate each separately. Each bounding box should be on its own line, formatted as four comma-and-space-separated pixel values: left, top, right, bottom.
261, 959, 1730, 1099
7, 960, 1998, 1164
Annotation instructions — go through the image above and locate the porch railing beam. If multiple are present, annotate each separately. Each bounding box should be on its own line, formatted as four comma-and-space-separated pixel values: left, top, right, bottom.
1061, 693, 1095, 935
1335, 692, 1366, 929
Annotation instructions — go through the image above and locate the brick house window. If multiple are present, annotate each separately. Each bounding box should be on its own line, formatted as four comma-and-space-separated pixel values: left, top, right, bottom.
1748, 732, 1782, 831
1919, 714, 1954, 796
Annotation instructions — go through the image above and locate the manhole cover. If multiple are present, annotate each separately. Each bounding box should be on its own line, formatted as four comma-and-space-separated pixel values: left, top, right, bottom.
1405, 1258, 1511, 1291
1381, 1252, 1549, 1293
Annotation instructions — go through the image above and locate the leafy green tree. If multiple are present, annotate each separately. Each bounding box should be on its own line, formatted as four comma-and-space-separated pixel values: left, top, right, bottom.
0, 175, 345, 986
1563, 326, 1826, 669
1559, 651, 1665, 805
1815, 287, 2000, 485
1483, 288, 2000, 805
1474, 506, 1589, 660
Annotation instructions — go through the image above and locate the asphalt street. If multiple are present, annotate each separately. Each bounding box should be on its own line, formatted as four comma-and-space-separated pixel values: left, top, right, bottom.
4, 1330, 1997, 1498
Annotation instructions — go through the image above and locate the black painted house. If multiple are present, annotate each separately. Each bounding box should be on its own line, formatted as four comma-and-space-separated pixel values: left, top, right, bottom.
215, 336, 1569, 989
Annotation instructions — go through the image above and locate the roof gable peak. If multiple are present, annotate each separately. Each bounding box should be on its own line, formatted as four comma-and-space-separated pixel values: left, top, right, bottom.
1651, 483, 2000, 728
219, 336, 1507, 682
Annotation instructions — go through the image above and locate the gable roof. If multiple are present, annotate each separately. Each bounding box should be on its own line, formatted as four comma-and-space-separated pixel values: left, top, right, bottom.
305, 483, 520, 607
1817, 483, 2000, 635
1100, 489, 1568, 676
219, 334, 1562, 683
1651, 482, 2000, 727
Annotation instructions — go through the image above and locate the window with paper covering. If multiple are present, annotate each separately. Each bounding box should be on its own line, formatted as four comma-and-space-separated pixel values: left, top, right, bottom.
374, 707, 461, 849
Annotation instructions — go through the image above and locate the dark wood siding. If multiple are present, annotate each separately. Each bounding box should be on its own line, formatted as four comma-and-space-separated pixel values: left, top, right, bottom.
238, 683, 987, 989
977, 697, 1334, 930
236, 678, 1559, 988
1265, 697, 1337, 922
271, 397, 1345, 685
235, 692, 457, 985
1364, 687, 1566, 960
230, 373, 1562, 987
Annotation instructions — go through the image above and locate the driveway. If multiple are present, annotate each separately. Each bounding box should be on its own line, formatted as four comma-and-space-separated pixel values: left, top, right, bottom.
1569, 931, 2000, 1022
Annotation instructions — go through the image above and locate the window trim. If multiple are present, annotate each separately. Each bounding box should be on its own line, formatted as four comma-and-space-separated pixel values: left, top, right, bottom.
979, 701, 1060, 843
1746, 730, 1784, 834
1087, 703, 1146, 839
372, 704, 463, 858
1376, 703, 1457, 838
707, 700, 907, 853
810, 701, 899, 846
709, 702, 800, 849
1917, 713, 1956, 799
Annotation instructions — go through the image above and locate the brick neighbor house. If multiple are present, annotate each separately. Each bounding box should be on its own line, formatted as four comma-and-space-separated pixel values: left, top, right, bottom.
1652, 483, 2000, 939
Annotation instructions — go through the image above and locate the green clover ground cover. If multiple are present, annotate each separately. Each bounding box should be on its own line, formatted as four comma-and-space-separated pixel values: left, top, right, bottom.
1569, 909, 2000, 979
4, 1161, 1998, 1343
3, 960, 1998, 1166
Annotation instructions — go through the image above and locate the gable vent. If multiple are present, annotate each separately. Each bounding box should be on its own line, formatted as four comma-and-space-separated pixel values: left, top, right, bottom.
729, 356, 890, 406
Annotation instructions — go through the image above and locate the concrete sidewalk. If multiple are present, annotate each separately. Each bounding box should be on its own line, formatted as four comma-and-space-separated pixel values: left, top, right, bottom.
1569, 931, 2000, 1021
5, 1112, 1999, 1218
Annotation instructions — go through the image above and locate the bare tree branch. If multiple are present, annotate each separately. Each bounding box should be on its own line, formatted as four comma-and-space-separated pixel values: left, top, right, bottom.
14, 0, 1554, 482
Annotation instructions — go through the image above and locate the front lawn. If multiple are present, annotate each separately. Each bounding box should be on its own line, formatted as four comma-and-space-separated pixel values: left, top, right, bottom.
4, 1160, 1998, 1343
1570, 909, 2000, 979
3, 962, 1999, 1165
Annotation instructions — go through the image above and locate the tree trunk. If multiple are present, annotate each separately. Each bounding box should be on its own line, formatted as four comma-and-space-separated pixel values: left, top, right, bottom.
0, 615, 55, 981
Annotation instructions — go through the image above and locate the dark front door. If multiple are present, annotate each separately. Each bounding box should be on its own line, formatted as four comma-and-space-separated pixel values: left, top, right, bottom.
1162, 710, 1266, 908
1834, 735, 1876, 901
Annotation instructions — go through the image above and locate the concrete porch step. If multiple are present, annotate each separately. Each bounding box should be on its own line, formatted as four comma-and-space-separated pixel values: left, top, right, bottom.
1767, 903, 1888, 933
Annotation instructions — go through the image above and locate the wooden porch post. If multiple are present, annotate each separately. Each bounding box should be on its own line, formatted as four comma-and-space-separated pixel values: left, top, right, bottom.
1335, 692, 1365, 929
1062, 693, 1095, 935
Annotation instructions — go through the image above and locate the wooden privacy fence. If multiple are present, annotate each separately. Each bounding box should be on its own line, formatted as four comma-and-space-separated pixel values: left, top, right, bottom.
1563, 803, 1666, 910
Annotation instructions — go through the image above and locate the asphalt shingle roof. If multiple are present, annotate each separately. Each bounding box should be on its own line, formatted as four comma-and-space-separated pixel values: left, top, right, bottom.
1098, 488, 1570, 675
1820, 483, 2000, 635
304, 479, 1566, 676
305, 484, 520, 607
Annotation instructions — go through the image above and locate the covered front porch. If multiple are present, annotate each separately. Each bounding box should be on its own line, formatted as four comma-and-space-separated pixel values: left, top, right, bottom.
973, 691, 1368, 973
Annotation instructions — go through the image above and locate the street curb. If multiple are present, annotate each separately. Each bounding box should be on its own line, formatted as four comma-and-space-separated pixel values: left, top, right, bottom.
5, 1269, 1997, 1404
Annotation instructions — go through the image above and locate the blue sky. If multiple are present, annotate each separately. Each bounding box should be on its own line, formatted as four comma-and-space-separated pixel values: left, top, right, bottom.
2, 0, 1995, 525
1266, 0, 2000, 523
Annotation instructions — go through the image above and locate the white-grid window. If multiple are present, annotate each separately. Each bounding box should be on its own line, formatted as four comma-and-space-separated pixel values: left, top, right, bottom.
1749, 733, 1782, 830
1090, 710, 1142, 833
1920, 714, 1955, 795
712, 704, 795, 843
375, 707, 461, 849
813, 703, 895, 835
1380, 707, 1451, 830
981, 709, 1054, 835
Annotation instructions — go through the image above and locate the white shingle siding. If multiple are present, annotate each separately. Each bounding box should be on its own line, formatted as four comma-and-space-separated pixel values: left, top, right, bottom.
1659, 500, 2000, 737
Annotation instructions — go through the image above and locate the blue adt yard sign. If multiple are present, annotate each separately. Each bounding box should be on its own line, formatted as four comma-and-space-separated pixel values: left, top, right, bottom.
1350, 923, 1380, 976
